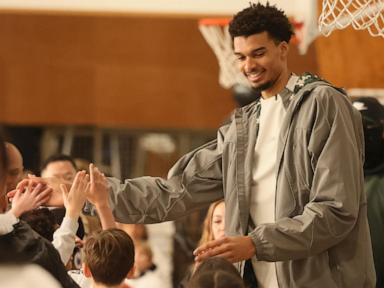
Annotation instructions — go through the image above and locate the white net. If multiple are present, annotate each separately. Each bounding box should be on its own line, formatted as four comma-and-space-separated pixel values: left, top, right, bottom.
198, 23, 250, 89
319, 0, 384, 37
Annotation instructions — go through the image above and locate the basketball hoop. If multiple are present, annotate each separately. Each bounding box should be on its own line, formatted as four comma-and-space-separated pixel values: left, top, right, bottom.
319, 0, 384, 37
198, 17, 305, 89
198, 18, 248, 89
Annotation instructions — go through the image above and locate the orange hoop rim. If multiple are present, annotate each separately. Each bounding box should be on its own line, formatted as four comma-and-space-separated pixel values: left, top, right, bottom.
199, 18, 231, 26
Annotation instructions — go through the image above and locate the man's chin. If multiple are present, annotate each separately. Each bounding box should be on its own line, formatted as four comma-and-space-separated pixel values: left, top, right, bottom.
250, 81, 272, 92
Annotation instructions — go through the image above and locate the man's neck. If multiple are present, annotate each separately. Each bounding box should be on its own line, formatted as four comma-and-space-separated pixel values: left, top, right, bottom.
261, 69, 291, 99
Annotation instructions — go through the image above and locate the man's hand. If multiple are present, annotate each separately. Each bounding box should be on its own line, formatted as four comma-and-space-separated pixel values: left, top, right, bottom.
87, 163, 115, 229
10, 184, 52, 218
87, 164, 109, 209
60, 171, 89, 219
193, 236, 256, 263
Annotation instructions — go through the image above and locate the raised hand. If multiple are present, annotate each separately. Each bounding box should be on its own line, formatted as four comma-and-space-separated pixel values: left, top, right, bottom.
87, 164, 109, 208
9, 176, 48, 200
10, 183, 52, 218
10, 175, 65, 207
88, 163, 115, 229
60, 171, 89, 219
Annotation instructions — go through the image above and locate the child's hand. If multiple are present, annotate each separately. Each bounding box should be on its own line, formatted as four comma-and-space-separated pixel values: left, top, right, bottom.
87, 164, 109, 209
11, 175, 65, 207
10, 184, 52, 218
60, 171, 89, 219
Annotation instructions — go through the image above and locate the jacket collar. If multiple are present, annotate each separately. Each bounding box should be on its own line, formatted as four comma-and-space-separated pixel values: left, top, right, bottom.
276, 74, 298, 110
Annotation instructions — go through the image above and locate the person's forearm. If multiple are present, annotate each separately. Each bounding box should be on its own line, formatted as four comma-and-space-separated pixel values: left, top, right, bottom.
96, 204, 116, 229
52, 216, 78, 265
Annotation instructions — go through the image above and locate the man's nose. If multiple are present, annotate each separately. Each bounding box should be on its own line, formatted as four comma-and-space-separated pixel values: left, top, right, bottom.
244, 57, 256, 72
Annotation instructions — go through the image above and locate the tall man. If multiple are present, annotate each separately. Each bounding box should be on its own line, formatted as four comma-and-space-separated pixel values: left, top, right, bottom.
17, 3, 375, 287
105, 4, 374, 287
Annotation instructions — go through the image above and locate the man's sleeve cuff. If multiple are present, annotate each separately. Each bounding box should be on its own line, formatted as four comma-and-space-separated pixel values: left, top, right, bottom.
248, 226, 275, 261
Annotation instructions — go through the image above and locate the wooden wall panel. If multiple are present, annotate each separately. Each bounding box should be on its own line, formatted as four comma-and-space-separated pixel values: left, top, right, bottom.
0, 12, 317, 129
315, 27, 384, 89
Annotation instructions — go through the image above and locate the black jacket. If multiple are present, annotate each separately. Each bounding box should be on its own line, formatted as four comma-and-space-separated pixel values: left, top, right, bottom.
0, 220, 79, 288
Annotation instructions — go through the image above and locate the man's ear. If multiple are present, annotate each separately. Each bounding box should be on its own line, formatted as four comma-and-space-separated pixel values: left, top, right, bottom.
126, 264, 136, 279
279, 41, 289, 59
83, 263, 92, 278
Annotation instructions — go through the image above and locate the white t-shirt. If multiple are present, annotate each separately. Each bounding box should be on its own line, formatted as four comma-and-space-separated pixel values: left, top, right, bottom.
250, 93, 286, 288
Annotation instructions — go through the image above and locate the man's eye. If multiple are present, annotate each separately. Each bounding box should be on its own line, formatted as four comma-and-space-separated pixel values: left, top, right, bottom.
253, 51, 265, 57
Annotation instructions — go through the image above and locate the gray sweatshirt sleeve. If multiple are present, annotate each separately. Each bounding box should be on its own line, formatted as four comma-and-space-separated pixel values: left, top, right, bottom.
107, 128, 228, 224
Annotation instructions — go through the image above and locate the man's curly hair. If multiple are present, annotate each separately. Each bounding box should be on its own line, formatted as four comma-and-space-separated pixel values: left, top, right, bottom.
229, 2, 294, 43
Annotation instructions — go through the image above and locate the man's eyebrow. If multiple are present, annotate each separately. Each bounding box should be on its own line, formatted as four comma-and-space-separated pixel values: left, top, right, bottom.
251, 47, 267, 53
234, 47, 266, 55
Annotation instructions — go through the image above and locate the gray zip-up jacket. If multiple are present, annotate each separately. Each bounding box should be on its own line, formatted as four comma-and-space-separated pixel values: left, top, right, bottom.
108, 74, 375, 287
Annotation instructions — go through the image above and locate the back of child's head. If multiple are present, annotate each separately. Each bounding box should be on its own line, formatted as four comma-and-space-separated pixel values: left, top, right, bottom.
188, 258, 245, 288
83, 228, 135, 286
20, 208, 57, 241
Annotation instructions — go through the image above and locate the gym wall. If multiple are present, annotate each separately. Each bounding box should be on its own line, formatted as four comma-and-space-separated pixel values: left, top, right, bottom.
0, 11, 380, 129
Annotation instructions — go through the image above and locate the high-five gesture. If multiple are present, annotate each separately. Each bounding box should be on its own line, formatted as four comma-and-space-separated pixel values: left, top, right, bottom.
60, 171, 89, 219
87, 164, 109, 208
87, 164, 115, 229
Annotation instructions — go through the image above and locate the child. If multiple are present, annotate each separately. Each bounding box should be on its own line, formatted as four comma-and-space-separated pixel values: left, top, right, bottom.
70, 165, 134, 288
80, 228, 135, 288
